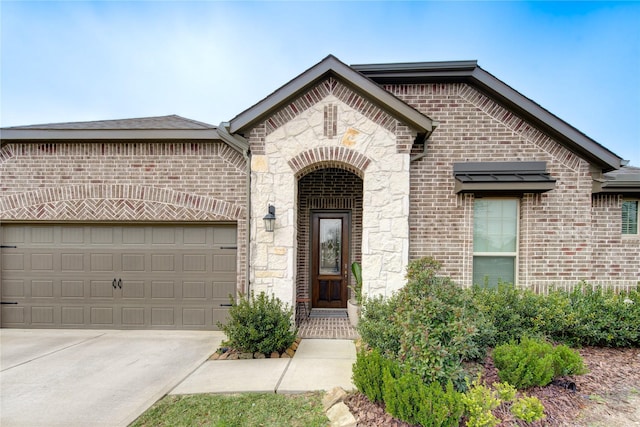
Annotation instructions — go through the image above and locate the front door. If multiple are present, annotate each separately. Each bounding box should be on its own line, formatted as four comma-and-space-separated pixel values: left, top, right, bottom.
311, 212, 349, 308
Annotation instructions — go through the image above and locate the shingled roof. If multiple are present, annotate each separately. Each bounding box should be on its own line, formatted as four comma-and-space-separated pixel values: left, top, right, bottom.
0, 115, 219, 141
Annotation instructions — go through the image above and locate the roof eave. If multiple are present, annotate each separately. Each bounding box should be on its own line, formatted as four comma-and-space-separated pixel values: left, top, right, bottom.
229, 55, 435, 135
354, 62, 623, 172
0, 128, 221, 141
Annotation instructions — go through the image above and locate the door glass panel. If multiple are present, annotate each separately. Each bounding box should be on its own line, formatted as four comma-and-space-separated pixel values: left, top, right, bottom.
319, 218, 342, 275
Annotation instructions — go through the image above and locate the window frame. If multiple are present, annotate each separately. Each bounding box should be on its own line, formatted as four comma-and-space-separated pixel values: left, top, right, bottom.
622, 199, 639, 236
472, 197, 520, 287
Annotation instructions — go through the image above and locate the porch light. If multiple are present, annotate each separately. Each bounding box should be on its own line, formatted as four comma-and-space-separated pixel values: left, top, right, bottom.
263, 205, 276, 232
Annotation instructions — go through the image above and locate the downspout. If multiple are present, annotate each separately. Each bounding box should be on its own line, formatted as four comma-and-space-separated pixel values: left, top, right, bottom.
410, 121, 439, 162
218, 122, 252, 295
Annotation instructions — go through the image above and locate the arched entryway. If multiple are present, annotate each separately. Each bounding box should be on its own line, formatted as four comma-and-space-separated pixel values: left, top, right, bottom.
296, 167, 363, 310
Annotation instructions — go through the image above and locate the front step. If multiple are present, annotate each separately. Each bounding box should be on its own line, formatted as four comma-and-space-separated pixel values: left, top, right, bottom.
309, 309, 348, 319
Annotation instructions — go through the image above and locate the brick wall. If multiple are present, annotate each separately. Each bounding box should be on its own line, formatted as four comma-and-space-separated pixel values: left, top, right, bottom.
296, 168, 363, 300
387, 82, 639, 289
0, 140, 248, 292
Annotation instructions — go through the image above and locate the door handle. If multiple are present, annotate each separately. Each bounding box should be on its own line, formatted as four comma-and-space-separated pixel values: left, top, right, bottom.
112, 279, 117, 289
117, 278, 122, 289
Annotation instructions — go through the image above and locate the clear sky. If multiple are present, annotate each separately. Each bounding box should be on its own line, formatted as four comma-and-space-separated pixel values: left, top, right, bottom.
2, 1, 639, 166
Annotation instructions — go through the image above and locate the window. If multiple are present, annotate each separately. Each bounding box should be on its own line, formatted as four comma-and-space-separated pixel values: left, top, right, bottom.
622, 200, 638, 235
473, 199, 518, 287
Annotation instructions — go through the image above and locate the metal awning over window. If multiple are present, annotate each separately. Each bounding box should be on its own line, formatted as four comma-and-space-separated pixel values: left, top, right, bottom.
453, 161, 556, 194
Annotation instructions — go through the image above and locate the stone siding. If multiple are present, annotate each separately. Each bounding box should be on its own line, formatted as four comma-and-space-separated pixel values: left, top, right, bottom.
249, 84, 413, 306
0, 140, 248, 292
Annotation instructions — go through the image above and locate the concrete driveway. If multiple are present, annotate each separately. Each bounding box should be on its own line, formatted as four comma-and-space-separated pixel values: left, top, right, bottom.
0, 329, 223, 427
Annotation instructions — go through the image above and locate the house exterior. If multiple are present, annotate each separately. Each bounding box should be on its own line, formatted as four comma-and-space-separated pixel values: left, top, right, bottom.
1, 55, 639, 330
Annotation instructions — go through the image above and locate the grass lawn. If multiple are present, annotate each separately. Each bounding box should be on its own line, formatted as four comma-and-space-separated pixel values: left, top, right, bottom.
130, 392, 329, 427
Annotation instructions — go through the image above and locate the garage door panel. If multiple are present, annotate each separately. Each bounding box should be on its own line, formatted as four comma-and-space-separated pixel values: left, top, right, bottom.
2, 253, 24, 270
151, 308, 174, 326
122, 254, 145, 271
1, 224, 237, 330
31, 306, 55, 324
61, 226, 85, 244
61, 280, 85, 298
212, 281, 236, 299
2, 280, 25, 297
61, 307, 85, 325
91, 280, 115, 298
151, 281, 175, 299
122, 307, 145, 326
31, 253, 54, 271
31, 227, 54, 244
183, 281, 206, 299
183, 254, 206, 271
90, 253, 114, 272
213, 253, 236, 272
182, 308, 206, 326
122, 280, 145, 299
32, 280, 54, 298
2, 306, 25, 324
91, 307, 114, 325
151, 254, 174, 271
61, 253, 85, 271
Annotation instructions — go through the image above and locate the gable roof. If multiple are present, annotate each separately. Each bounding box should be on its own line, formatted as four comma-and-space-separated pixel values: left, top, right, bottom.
229, 55, 436, 136
0, 115, 220, 141
352, 60, 624, 172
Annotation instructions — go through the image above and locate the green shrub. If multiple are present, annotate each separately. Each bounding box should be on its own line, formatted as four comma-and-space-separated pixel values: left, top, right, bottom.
510, 395, 545, 422
357, 295, 401, 356
471, 282, 640, 348
461, 378, 501, 427
352, 348, 400, 403
493, 336, 587, 389
358, 257, 494, 389
218, 291, 297, 354
566, 284, 640, 347
383, 369, 463, 427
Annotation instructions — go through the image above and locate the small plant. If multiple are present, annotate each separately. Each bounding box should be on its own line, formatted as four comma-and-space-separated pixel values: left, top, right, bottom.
349, 261, 363, 304
510, 395, 545, 422
218, 291, 297, 354
383, 370, 463, 427
493, 336, 587, 389
352, 348, 399, 403
461, 377, 501, 427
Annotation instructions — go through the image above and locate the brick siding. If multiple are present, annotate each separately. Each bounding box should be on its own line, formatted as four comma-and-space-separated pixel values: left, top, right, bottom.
0, 140, 249, 292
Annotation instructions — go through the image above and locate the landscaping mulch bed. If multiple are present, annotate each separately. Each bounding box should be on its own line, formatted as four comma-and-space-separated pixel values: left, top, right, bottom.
344, 347, 640, 426
209, 337, 302, 360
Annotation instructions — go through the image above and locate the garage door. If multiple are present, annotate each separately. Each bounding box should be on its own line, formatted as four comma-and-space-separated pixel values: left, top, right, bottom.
0, 224, 237, 330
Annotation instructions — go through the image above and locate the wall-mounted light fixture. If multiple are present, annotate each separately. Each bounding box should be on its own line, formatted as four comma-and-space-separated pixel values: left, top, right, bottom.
263, 204, 276, 232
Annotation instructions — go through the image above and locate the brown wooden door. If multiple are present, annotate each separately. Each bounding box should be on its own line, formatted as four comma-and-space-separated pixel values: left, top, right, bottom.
311, 212, 349, 308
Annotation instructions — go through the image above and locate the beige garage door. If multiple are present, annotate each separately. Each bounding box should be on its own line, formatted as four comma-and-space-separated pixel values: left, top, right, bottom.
0, 224, 237, 330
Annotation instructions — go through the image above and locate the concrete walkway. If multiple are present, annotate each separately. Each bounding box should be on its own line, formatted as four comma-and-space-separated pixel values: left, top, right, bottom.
1, 330, 356, 426
1, 329, 223, 427
171, 338, 357, 395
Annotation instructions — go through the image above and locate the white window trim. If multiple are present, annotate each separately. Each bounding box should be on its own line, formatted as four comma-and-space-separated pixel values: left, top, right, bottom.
472, 198, 520, 286
622, 199, 639, 237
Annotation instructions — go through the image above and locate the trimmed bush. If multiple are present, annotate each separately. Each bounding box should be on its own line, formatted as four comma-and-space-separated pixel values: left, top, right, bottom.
472, 282, 640, 348
461, 378, 501, 427
352, 348, 400, 403
358, 257, 495, 389
493, 336, 587, 389
218, 291, 297, 354
383, 370, 463, 427
511, 396, 545, 423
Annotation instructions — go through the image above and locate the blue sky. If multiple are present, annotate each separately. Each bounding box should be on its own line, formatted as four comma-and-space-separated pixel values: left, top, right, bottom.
2, 1, 639, 165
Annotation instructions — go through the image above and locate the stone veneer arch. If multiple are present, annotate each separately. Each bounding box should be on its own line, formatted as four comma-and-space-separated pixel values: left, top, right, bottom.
288, 146, 372, 179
